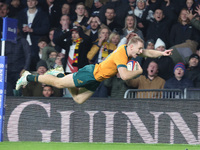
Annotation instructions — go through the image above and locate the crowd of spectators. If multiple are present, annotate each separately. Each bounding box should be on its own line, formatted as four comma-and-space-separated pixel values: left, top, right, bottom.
1, 0, 200, 98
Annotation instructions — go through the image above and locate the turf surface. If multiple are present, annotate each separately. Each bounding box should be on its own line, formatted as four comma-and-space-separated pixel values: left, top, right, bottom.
0, 142, 200, 150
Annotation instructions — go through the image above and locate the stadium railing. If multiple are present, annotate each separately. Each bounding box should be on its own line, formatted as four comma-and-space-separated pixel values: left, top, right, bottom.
184, 88, 200, 99
123, 89, 192, 99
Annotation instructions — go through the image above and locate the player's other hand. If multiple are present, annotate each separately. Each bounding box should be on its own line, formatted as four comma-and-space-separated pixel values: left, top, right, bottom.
163, 49, 173, 56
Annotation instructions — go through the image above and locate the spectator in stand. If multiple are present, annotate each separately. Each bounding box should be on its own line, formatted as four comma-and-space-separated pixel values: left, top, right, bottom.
146, 9, 173, 48
83, 16, 103, 43
85, 0, 108, 17
42, 48, 59, 69
185, 53, 200, 87
42, 85, 54, 97
41, 28, 62, 67
60, 0, 77, 15
17, 0, 50, 71
1, 31, 31, 96
100, 6, 122, 32
0, 3, 9, 38
37, 36, 49, 59
6, 0, 46, 8
61, 3, 73, 19
98, 0, 128, 28
142, 38, 174, 80
164, 62, 194, 90
0, 3, 9, 17
159, 0, 178, 26
120, 14, 144, 40
47, 28, 61, 52
72, 2, 89, 28
145, 39, 155, 49
126, 61, 165, 98
22, 60, 63, 97
7, 0, 23, 18
87, 26, 116, 64
108, 32, 120, 47
134, 0, 149, 36
40, 0, 61, 28
186, 5, 200, 31
53, 14, 72, 55
54, 26, 91, 74
127, 0, 137, 15
185, 0, 195, 14
169, 8, 200, 47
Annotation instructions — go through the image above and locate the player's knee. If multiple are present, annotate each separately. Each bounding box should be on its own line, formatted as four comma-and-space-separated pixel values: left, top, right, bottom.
73, 97, 85, 104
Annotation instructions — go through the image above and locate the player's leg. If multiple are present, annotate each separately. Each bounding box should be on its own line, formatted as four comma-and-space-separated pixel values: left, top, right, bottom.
39, 74, 94, 104
68, 87, 94, 104
37, 74, 75, 89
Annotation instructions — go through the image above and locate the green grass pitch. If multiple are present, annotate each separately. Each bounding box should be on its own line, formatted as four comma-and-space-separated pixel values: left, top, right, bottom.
0, 142, 200, 150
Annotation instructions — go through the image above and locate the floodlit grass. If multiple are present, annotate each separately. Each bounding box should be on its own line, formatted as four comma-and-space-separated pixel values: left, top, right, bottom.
0, 142, 200, 150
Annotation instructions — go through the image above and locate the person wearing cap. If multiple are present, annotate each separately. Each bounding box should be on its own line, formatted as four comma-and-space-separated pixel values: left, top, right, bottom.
164, 62, 193, 90
145, 39, 155, 49
185, 53, 200, 87
38, 36, 49, 59
22, 60, 63, 97
142, 38, 174, 80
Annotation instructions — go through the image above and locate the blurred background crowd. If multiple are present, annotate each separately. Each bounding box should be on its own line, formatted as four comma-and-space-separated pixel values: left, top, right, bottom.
1, 0, 200, 98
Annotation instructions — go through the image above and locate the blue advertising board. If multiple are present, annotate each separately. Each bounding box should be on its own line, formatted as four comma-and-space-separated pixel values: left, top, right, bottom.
0, 57, 7, 142
1, 17, 18, 43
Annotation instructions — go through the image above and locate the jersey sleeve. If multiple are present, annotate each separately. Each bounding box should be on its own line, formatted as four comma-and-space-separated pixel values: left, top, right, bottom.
113, 48, 128, 69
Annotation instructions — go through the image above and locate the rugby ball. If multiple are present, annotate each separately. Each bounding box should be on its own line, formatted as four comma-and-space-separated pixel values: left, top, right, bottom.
127, 60, 138, 71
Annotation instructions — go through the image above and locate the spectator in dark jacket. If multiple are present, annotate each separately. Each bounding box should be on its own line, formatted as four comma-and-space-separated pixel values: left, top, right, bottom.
17, 0, 50, 71
169, 8, 200, 47
185, 53, 200, 87
0, 34, 31, 96
164, 62, 194, 90
39, 0, 62, 28
146, 8, 173, 48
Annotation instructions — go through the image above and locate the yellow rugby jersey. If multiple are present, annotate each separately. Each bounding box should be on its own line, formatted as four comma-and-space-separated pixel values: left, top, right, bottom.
93, 44, 129, 82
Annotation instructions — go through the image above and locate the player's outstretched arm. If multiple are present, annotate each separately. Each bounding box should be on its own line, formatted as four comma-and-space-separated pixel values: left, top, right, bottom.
141, 49, 173, 58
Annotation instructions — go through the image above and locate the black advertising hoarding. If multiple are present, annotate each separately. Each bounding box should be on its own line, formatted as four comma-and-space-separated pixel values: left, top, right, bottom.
3, 97, 200, 144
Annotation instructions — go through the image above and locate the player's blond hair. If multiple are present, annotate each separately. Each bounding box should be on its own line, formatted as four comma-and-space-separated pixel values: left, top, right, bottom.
127, 36, 144, 46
